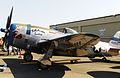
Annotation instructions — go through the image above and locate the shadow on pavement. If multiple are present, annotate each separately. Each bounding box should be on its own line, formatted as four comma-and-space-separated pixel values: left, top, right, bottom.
89, 58, 120, 64
57, 58, 120, 65
110, 66, 120, 69
55, 61, 92, 65
87, 71, 120, 78
3, 58, 71, 78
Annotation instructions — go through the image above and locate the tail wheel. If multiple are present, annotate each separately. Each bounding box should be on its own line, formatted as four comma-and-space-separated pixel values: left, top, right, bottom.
24, 53, 33, 62
102, 57, 107, 61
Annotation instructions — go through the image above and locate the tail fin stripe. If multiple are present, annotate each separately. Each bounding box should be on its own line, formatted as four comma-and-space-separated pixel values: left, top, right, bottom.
111, 37, 120, 42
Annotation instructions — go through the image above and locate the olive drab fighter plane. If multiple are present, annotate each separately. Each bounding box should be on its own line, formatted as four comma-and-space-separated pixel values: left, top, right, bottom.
0, 7, 100, 69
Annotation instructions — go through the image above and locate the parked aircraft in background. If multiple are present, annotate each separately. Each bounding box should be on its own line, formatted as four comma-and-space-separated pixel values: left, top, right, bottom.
94, 31, 120, 60
0, 7, 101, 69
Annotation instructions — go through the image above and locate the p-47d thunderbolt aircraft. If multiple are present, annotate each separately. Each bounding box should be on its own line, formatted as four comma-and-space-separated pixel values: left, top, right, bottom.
0, 7, 100, 69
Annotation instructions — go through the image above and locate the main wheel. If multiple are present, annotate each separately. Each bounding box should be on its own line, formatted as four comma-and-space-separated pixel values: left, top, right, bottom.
23, 53, 33, 62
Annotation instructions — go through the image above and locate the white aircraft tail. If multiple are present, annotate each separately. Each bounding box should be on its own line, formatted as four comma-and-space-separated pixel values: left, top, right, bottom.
95, 31, 120, 52
109, 31, 120, 49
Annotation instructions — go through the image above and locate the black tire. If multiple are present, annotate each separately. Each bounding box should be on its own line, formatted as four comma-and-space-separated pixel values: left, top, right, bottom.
74, 60, 78, 63
88, 55, 95, 58
70, 60, 78, 64
24, 53, 33, 62
70, 60, 74, 64
102, 57, 107, 61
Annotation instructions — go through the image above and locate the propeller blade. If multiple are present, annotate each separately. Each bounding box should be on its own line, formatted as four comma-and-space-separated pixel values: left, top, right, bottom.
2, 32, 7, 46
6, 7, 13, 29
2, 33, 8, 52
9, 7, 13, 26
6, 16, 10, 29
0, 7, 13, 54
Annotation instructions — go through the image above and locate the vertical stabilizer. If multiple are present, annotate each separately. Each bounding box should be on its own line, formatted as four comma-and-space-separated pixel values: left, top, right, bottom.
109, 31, 120, 49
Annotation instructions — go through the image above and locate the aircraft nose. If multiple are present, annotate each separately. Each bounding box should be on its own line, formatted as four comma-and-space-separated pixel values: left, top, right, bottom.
7, 24, 16, 45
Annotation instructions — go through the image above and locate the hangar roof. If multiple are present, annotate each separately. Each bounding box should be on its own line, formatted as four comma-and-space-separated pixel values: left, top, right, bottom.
51, 14, 120, 27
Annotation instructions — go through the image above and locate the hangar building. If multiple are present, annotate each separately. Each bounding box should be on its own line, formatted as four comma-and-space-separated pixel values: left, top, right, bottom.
50, 14, 120, 41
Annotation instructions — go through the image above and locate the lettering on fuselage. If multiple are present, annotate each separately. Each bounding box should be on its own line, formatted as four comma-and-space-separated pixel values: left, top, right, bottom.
16, 24, 46, 36
31, 29, 45, 35
31, 29, 45, 33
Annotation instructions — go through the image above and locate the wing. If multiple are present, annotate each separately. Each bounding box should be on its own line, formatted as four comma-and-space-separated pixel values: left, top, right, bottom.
58, 32, 100, 49
37, 32, 100, 50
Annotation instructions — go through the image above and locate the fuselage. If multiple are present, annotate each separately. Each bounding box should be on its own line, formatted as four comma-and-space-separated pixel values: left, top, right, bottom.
8, 23, 74, 53
5, 23, 100, 57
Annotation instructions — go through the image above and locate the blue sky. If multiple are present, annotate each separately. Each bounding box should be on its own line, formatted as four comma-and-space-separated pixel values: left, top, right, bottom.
0, 0, 120, 37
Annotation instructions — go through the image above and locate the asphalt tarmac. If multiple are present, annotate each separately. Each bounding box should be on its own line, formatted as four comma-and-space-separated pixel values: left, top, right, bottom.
0, 52, 120, 78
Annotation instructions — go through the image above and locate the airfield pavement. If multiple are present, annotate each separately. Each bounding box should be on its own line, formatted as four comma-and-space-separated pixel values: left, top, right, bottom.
0, 52, 120, 78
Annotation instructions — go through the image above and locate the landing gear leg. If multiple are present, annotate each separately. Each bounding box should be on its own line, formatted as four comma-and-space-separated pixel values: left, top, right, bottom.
38, 58, 52, 70
38, 41, 57, 70
100, 52, 108, 61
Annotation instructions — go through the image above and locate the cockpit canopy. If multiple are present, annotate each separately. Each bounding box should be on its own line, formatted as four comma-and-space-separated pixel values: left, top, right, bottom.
63, 27, 78, 34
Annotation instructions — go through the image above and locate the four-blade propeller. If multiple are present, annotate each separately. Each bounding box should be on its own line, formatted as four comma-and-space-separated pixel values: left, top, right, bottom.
0, 7, 13, 53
